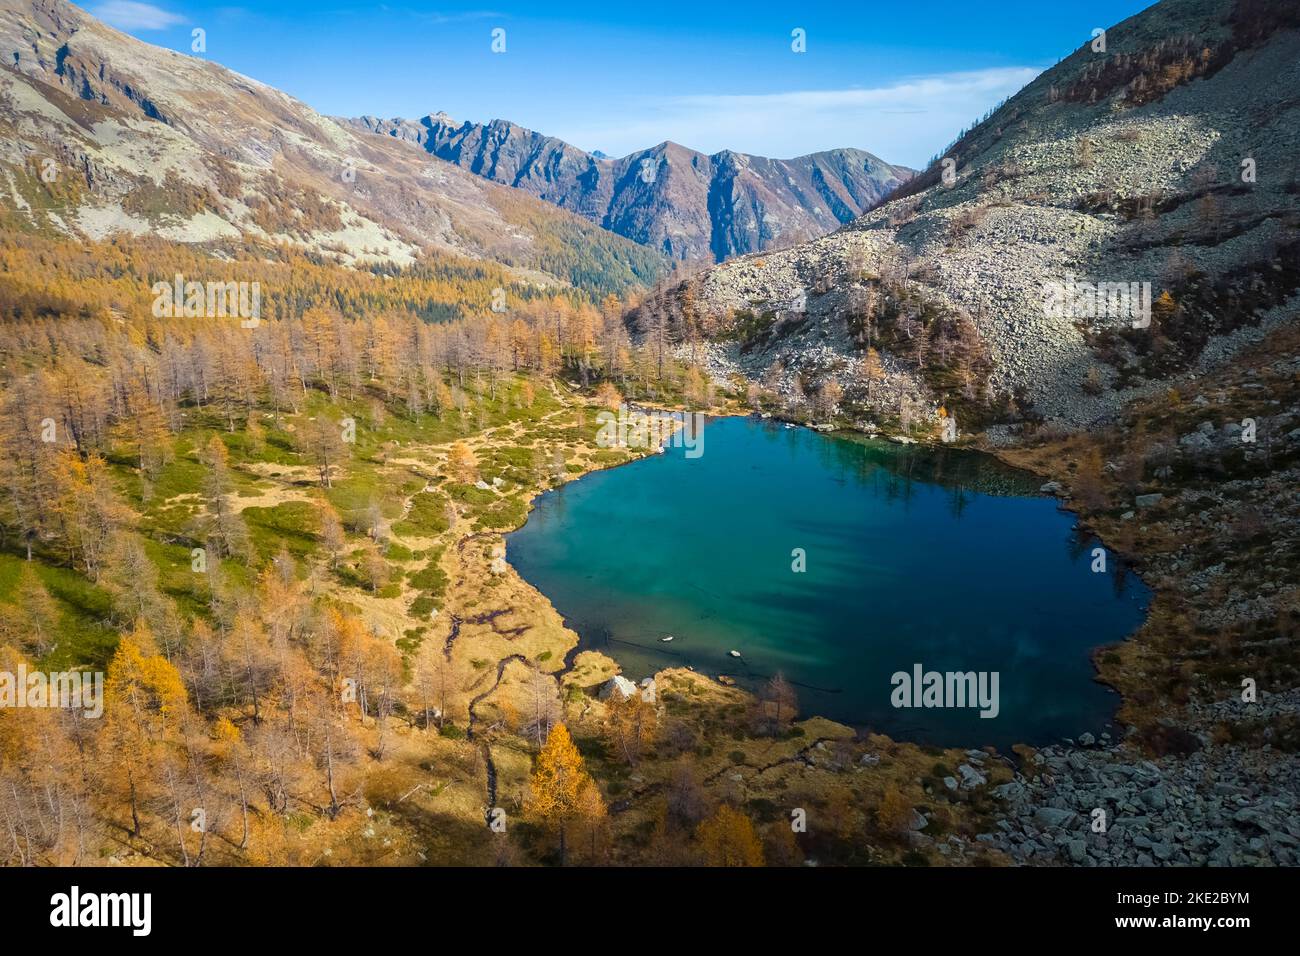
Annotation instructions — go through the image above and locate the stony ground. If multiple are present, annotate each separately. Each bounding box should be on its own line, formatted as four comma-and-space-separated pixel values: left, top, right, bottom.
673, 0, 1299, 431
974, 320, 1300, 866
987, 692, 1300, 866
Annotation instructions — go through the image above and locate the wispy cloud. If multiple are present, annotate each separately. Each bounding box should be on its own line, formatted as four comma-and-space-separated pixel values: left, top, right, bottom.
92, 1, 185, 31
560, 67, 1041, 167
416, 10, 505, 25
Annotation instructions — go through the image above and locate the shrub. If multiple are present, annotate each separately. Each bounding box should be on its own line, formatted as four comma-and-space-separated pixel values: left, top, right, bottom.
1135, 723, 1202, 757
949, 204, 989, 236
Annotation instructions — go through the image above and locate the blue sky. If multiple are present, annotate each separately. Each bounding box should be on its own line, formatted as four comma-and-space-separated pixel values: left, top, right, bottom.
90, 0, 1155, 166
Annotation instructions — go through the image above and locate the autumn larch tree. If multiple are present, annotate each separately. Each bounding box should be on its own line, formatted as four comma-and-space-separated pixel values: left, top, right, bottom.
696, 804, 765, 867
317, 500, 346, 569
212, 716, 251, 850
0, 563, 60, 656
100, 626, 191, 840
864, 347, 885, 401
522, 667, 561, 751
0, 643, 89, 865
593, 380, 622, 411
200, 434, 252, 562
603, 693, 658, 766
754, 672, 798, 737
298, 415, 348, 488
524, 723, 598, 865
359, 543, 391, 595
573, 777, 609, 865
446, 441, 479, 484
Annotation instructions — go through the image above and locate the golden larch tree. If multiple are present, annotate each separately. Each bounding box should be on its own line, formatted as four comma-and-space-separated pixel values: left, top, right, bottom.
524, 722, 597, 865
446, 441, 479, 484
100, 626, 191, 839
696, 804, 765, 867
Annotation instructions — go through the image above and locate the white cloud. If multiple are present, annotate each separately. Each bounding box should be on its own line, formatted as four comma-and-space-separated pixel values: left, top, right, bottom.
561, 67, 1041, 168
92, 2, 185, 31
416, 10, 505, 25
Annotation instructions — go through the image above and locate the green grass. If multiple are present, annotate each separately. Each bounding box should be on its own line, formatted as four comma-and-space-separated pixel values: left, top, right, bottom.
139, 452, 208, 502
0, 552, 118, 668
407, 553, 449, 595
589, 449, 632, 466
244, 501, 321, 562
471, 495, 528, 532
445, 483, 496, 508
0, 372, 578, 677
326, 472, 391, 524
226, 421, 300, 466
386, 541, 415, 562
391, 491, 451, 538
408, 595, 437, 619
407, 546, 449, 620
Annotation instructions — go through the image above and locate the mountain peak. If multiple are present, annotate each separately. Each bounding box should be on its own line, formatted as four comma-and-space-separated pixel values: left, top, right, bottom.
351, 115, 912, 262
0, 0, 662, 292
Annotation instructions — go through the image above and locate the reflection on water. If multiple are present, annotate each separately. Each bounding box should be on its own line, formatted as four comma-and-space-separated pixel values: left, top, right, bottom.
507, 416, 1150, 748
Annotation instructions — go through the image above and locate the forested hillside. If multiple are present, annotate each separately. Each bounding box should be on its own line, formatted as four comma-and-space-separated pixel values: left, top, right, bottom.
0, 222, 1020, 867
0, 0, 664, 297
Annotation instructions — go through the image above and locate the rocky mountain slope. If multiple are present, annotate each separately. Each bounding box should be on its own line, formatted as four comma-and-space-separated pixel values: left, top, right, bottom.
351, 113, 913, 263
0, 0, 662, 293
648, 0, 1299, 430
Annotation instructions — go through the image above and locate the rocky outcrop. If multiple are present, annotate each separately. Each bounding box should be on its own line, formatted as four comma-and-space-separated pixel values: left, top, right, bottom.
985, 705, 1300, 867
350, 114, 913, 262
651, 0, 1300, 429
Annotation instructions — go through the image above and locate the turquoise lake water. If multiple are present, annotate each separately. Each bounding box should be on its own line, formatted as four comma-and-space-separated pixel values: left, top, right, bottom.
505, 416, 1150, 748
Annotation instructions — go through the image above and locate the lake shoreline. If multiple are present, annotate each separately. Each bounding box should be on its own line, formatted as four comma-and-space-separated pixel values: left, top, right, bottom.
505, 410, 1151, 751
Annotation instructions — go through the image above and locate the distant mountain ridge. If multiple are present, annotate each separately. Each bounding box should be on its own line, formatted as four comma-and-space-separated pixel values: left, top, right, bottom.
350, 114, 914, 263
0, 0, 662, 295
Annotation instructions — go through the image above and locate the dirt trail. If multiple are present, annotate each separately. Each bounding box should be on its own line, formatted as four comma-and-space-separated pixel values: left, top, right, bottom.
481, 741, 498, 823
467, 653, 529, 741
703, 737, 838, 784
467, 652, 531, 827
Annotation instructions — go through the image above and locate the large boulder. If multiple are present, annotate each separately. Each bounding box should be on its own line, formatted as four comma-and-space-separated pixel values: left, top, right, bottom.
1033, 807, 1077, 829
599, 675, 639, 701
958, 764, 987, 789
